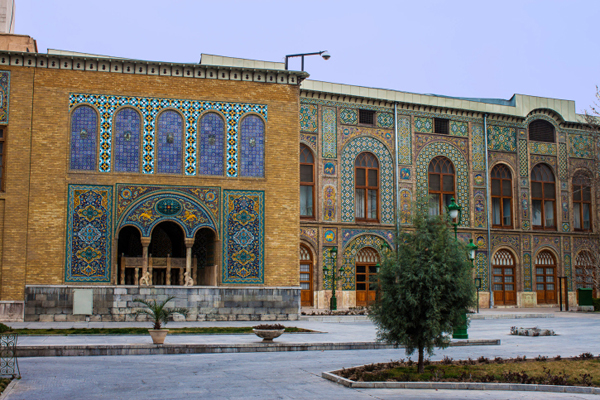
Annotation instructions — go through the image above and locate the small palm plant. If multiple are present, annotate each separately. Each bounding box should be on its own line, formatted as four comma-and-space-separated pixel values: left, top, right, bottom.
133, 296, 189, 330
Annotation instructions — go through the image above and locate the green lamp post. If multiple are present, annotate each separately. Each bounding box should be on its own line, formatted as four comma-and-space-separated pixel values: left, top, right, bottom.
446, 197, 462, 239
323, 246, 343, 310
467, 239, 479, 313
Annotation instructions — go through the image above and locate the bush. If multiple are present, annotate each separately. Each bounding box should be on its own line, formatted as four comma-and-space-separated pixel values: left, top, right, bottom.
592, 297, 600, 312
0, 323, 11, 334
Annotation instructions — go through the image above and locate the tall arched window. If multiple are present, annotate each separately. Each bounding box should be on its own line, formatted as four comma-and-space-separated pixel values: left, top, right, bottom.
528, 119, 555, 142
573, 172, 592, 231
531, 164, 556, 230
156, 110, 183, 174
491, 164, 513, 228
355, 152, 379, 221
240, 115, 264, 177
428, 156, 455, 216
70, 105, 98, 171
300, 144, 315, 218
198, 113, 225, 176
114, 108, 141, 173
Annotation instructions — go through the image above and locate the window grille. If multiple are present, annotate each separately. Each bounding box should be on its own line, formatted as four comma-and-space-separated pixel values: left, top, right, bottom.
434, 118, 449, 135
359, 109, 375, 125
529, 120, 555, 142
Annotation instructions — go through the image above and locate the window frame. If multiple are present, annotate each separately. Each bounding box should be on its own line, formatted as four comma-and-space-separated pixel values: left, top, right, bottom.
434, 118, 449, 135
300, 144, 315, 219
428, 156, 455, 216
490, 164, 513, 229
358, 109, 376, 126
531, 163, 556, 230
572, 172, 593, 232
354, 152, 379, 222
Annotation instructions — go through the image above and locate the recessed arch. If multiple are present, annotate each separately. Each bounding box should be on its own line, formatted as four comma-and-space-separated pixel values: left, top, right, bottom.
198, 111, 226, 176
491, 248, 517, 305
69, 104, 99, 171
156, 108, 185, 174
531, 163, 556, 230
113, 106, 142, 173
534, 249, 558, 304
299, 243, 314, 307
239, 114, 265, 177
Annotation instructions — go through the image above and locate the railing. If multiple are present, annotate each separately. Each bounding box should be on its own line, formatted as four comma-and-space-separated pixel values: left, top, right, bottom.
0, 334, 19, 378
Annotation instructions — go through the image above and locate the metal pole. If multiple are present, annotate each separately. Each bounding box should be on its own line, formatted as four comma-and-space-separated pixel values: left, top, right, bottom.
483, 113, 493, 308
558, 277, 563, 311
394, 103, 400, 248
565, 277, 569, 311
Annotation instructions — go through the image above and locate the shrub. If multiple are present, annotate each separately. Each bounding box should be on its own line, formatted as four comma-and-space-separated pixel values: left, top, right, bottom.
0, 323, 11, 334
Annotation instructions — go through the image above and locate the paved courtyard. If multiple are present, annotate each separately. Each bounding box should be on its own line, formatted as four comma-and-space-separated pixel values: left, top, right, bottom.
5, 310, 600, 399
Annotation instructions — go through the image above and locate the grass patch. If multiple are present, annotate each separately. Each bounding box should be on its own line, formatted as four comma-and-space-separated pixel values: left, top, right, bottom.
8, 326, 312, 336
0, 378, 11, 393
336, 355, 600, 387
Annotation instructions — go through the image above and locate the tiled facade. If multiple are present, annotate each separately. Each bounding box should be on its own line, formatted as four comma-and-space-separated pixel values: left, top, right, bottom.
299, 90, 597, 310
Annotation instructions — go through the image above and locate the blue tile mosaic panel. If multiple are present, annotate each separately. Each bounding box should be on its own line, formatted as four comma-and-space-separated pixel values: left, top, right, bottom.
300, 133, 317, 153
474, 252, 489, 291
559, 143, 567, 180
341, 229, 394, 248
564, 253, 572, 290
114, 108, 141, 173
223, 190, 264, 284
474, 189, 486, 228
415, 141, 470, 227
322, 107, 337, 158
339, 108, 357, 125
69, 93, 267, 176
70, 105, 98, 171
400, 189, 411, 224
199, 113, 225, 176
471, 124, 485, 171
65, 185, 112, 282
450, 121, 468, 137
300, 104, 317, 132
397, 116, 412, 165
0, 71, 9, 123
523, 252, 532, 291
377, 113, 394, 128
240, 115, 264, 177
340, 137, 394, 224
487, 125, 516, 152
156, 111, 183, 174
568, 134, 593, 158
414, 117, 433, 133
529, 141, 556, 156
518, 139, 528, 177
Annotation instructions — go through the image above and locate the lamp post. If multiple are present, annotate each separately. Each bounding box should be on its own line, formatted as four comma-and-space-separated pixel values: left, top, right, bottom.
323, 246, 343, 310
285, 50, 331, 71
446, 197, 462, 240
467, 239, 479, 313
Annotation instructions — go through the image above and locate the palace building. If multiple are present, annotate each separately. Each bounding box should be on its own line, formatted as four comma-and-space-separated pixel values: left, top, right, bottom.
0, 38, 596, 322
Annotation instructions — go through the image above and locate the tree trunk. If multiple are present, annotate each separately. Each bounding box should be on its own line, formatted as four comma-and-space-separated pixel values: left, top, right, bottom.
418, 346, 424, 374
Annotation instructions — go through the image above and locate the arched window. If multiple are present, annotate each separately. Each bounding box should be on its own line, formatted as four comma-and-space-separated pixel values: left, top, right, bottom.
355, 247, 379, 307
70, 105, 98, 171
300, 144, 315, 218
491, 164, 513, 228
575, 251, 597, 298
535, 250, 557, 304
531, 164, 556, 230
428, 156, 455, 216
573, 172, 592, 231
198, 113, 225, 176
156, 110, 183, 174
529, 120, 555, 142
355, 153, 379, 221
114, 108, 141, 173
299, 245, 313, 306
492, 249, 516, 305
240, 115, 264, 177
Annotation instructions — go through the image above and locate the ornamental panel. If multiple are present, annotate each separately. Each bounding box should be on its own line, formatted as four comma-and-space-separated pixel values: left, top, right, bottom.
321, 107, 337, 158
568, 134, 593, 159
397, 115, 412, 165
487, 125, 516, 152
471, 124, 485, 171
300, 104, 317, 132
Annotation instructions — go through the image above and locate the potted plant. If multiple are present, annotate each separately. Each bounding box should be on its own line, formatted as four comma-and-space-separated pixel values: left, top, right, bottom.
252, 323, 286, 342
133, 296, 188, 344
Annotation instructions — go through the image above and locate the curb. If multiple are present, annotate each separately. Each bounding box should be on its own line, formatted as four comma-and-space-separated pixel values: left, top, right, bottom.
0, 379, 19, 400
469, 313, 555, 320
16, 339, 500, 358
322, 371, 600, 394
300, 314, 555, 322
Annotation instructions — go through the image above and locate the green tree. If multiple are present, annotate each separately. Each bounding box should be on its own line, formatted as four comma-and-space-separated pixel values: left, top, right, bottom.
369, 204, 476, 373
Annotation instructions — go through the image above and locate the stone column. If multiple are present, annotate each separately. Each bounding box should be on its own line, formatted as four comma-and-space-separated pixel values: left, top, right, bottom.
184, 238, 194, 286
140, 237, 151, 286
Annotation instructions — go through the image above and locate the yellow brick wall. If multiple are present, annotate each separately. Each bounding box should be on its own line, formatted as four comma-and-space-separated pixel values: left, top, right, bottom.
0, 66, 300, 301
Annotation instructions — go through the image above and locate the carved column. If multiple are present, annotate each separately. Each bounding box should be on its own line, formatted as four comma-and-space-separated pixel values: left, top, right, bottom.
140, 237, 151, 286
184, 238, 195, 286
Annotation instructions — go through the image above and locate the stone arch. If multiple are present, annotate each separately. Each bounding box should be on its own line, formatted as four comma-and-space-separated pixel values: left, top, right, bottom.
117, 192, 218, 239
340, 136, 394, 224
416, 141, 470, 226
340, 234, 387, 290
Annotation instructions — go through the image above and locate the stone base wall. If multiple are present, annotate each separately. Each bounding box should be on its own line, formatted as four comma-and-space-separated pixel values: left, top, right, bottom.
23, 285, 300, 322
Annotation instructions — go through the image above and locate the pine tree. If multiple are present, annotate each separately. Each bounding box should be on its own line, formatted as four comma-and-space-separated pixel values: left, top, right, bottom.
369, 204, 476, 373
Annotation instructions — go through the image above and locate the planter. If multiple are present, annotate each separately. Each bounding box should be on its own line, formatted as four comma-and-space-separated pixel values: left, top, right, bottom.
148, 329, 169, 344
253, 328, 285, 342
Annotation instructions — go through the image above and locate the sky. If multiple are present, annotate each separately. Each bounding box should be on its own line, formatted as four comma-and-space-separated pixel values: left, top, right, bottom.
15, 0, 600, 114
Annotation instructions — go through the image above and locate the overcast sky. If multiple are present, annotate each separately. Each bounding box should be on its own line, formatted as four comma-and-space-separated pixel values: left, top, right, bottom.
15, 0, 599, 114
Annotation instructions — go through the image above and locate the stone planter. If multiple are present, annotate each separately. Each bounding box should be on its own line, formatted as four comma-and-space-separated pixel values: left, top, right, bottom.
148, 329, 169, 344
253, 328, 285, 342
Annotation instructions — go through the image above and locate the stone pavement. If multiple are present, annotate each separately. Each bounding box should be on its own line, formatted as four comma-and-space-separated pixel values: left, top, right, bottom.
4, 309, 600, 399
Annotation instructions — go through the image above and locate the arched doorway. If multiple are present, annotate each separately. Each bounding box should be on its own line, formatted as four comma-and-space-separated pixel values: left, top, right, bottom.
299, 245, 313, 306
193, 228, 217, 286
492, 249, 516, 306
535, 250, 557, 304
149, 221, 185, 285
355, 247, 379, 307
117, 226, 143, 285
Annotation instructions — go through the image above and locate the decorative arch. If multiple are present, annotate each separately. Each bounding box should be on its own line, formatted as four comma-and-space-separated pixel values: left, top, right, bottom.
156, 109, 185, 174
113, 107, 142, 173
415, 141, 470, 226
524, 111, 563, 128
341, 136, 394, 224
340, 234, 387, 290
117, 192, 218, 239
198, 111, 226, 176
239, 114, 265, 177
70, 104, 99, 171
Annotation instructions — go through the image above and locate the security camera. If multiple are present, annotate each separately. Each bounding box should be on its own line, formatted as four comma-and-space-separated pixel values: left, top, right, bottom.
321, 51, 331, 60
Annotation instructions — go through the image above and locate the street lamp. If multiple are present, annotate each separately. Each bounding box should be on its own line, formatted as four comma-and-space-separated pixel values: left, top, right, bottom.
285, 50, 331, 71
446, 197, 462, 240
467, 239, 479, 313
323, 246, 343, 310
